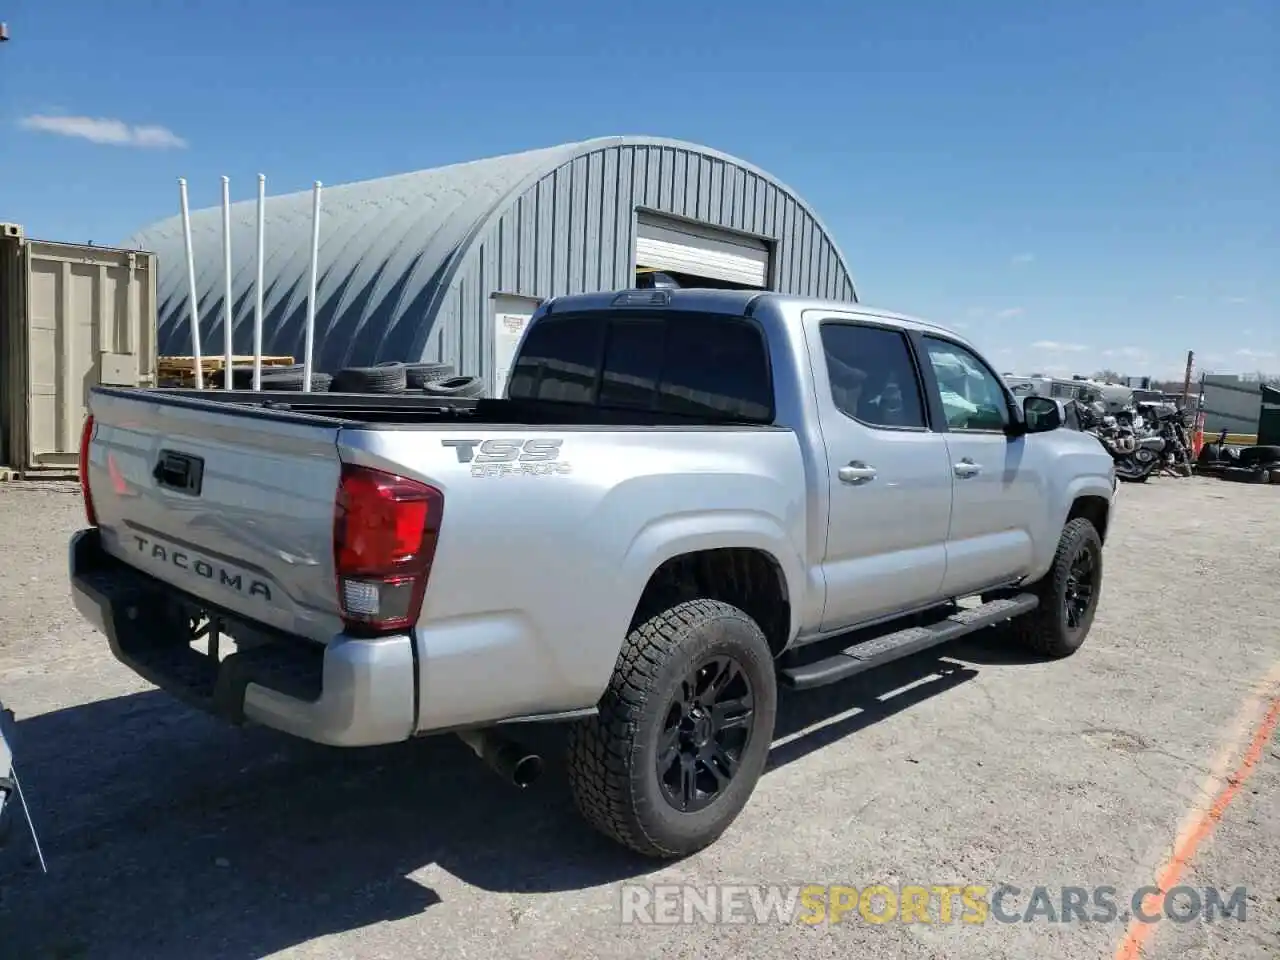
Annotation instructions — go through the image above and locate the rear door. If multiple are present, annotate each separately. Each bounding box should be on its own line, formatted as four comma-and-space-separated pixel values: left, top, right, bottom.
805, 314, 954, 631
85, 389, 347, 643
914, 335, 1041, 595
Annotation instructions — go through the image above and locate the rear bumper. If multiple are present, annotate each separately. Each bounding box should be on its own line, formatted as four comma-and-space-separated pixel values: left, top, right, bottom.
69, 528, 416, 747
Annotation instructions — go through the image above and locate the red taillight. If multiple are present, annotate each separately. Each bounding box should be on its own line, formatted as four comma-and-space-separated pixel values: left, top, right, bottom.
333, 463, 443, 633
79, 414, 97, 526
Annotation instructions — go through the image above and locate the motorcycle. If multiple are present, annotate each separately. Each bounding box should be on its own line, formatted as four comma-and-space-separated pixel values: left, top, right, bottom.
1137, 401, 1194, 476
1072, 399, 1162, 482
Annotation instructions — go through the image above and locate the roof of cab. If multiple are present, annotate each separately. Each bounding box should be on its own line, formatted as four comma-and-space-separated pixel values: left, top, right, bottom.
541, 288, 964, 339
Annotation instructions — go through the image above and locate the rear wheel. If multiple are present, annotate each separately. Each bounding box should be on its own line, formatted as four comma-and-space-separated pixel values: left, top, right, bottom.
1007, 517, 1104, 658
565, 599, 777, 858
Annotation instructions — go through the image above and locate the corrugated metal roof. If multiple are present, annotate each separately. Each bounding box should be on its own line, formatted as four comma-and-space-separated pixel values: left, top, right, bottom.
125, 136, 855, 368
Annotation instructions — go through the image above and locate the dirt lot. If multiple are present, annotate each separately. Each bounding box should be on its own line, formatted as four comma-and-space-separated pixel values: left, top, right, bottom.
0, 477, 1277, 960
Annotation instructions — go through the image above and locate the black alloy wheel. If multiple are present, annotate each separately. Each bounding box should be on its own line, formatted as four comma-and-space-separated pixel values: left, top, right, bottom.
657, 655, 756, 814
1063, 543, 1099, 632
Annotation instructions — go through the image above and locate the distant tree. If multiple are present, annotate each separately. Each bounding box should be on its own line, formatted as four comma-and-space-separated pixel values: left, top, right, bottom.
1093, 369, 1122, 383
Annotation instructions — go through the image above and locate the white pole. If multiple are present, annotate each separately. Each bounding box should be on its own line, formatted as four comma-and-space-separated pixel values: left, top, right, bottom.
221, 176, 234, 390
253, 174, 266, 391
302, 180, 322, 392
178, 178, 204, 389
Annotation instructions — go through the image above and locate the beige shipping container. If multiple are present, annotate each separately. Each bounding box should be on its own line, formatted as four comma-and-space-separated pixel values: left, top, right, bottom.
1, 225, 158, 473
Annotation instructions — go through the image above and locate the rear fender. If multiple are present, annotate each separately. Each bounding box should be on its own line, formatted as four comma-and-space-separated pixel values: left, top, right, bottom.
618, 510, 805, 644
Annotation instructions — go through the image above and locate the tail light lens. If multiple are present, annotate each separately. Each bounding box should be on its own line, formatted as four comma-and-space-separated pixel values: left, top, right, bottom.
333, 463, 444, 634
79, 414, 97, 526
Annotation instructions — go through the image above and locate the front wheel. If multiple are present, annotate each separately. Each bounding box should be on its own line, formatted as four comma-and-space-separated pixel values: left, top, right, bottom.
565, 599, 777, 858
1007, 517, 1104, 658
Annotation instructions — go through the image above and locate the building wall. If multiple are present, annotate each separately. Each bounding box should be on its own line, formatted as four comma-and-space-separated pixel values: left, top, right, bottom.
419, 142, 857, 382
1200, 375, 1263, 434
128, 138, 856, 378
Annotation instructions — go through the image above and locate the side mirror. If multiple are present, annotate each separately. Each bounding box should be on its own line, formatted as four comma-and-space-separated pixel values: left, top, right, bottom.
1023, 395, 1063, 433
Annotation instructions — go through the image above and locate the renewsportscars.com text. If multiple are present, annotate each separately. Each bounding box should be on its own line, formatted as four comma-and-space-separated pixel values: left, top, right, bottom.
619, 883, 1249, 926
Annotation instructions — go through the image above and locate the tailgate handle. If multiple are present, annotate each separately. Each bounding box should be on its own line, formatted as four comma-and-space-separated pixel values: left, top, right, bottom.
153, 450, 204, 495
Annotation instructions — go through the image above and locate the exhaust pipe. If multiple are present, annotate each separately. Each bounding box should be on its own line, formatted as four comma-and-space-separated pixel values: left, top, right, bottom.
457, 728, 543, 788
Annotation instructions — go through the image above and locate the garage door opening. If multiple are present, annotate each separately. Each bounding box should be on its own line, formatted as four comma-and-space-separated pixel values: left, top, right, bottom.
634, 212, 771, 291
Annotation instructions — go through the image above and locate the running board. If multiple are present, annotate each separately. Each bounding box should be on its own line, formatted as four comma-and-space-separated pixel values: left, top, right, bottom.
779, 594, 1040, 691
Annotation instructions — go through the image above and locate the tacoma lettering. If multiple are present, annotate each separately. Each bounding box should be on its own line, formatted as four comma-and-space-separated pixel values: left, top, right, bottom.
133, 535, 271, 601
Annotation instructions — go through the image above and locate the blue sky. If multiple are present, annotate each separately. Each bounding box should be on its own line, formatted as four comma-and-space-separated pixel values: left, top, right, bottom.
1, 0, 1275, 379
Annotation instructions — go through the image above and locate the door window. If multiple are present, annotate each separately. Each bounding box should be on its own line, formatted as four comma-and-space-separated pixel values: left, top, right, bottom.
819, 323, 927, 429
921, 337, 1010, 432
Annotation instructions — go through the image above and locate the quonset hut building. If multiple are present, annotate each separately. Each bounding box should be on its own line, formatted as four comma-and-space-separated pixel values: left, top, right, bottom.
126, 136, 858, 394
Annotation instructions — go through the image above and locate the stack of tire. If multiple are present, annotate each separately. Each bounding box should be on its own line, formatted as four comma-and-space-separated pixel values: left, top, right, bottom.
1197, 441, 1280, 484
209, 359, 487, 398
327, 361, 486, 398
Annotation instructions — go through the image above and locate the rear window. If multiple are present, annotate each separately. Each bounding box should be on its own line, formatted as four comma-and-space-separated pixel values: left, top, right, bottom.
507, 310, 774, 422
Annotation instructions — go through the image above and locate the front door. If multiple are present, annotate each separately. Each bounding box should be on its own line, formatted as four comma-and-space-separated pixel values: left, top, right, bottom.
917, 335, 1042, 596
808, 315, 955, 632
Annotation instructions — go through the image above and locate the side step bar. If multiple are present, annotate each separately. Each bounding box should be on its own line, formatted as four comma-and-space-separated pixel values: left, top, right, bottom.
779, 594, 1040, 691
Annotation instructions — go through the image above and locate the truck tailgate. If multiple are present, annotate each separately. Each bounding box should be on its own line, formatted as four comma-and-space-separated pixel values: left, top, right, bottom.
84, 390, 346, 644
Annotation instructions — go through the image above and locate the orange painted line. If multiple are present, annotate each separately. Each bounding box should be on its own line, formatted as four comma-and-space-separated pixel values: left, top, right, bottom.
1114, 692, 1280, 959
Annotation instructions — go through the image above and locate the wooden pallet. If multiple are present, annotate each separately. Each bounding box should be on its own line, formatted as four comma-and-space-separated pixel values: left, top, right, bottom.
157, 354, 296, 387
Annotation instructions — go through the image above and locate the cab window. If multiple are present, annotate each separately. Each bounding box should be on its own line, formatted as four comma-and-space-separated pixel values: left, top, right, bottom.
819, 322, 927, 429
921, 337, 1010, 432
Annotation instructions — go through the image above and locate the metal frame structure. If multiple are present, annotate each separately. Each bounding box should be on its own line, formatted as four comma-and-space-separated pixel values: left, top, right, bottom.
176, 175, 323, 390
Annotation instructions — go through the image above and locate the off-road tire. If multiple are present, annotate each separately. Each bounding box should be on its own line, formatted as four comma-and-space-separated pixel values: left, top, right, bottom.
332, 363, 407, 393
260, 371, 332, 392
1007, 517, 1104, 658
565, 599, 777, 859
402, 362, 456, 388
423, 375, 485, 398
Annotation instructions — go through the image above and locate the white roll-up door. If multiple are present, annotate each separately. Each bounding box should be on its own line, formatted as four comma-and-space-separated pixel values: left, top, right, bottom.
635, 213, 770, 288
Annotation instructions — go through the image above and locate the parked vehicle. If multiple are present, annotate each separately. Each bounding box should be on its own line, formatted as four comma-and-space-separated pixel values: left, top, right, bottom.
69, 289, 1117, 858
1137, 401, 1194, 476
1072, 394, 1193, 483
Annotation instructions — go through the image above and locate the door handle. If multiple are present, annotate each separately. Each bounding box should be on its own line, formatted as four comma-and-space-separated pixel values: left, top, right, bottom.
838, 462, 878, 484
953, 458, 981, 478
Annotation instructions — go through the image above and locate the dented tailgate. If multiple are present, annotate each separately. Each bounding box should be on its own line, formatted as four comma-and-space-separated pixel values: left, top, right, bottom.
84, 389, 347, 644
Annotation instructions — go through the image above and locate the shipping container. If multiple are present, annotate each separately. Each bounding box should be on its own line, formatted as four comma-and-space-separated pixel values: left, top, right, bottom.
1, 225, 158, 473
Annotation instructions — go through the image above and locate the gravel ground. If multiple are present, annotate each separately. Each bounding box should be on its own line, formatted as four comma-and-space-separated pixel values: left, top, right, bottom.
0, 476, 1277, 960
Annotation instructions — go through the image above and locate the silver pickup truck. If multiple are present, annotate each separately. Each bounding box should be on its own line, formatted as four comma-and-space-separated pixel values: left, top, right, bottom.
69, 289, 1116, 858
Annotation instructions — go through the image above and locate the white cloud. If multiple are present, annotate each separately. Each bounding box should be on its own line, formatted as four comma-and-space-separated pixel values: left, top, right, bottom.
965, 307, 988, 318
1173, 295, 1188, 301
19, 113, 187, 149
1236, 347, 1276, 359
1223, 296, 1248, 304
995, 307, 1024, 319
1103, 346, 1148, 360
1011, 253, 1035, 265
1032, 340, 1087, 352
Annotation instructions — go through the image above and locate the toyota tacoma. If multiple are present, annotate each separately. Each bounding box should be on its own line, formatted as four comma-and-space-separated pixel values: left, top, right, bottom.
69, 288, 1116, 858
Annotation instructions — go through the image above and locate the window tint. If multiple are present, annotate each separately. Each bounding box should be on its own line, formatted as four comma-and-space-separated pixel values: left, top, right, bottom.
657, 316, 772, 421
600, 319, 664, 408
506, 311, 773, 422
819, 323, 927, 429
921, 337, 1009, 431
506, 315, 604, 403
